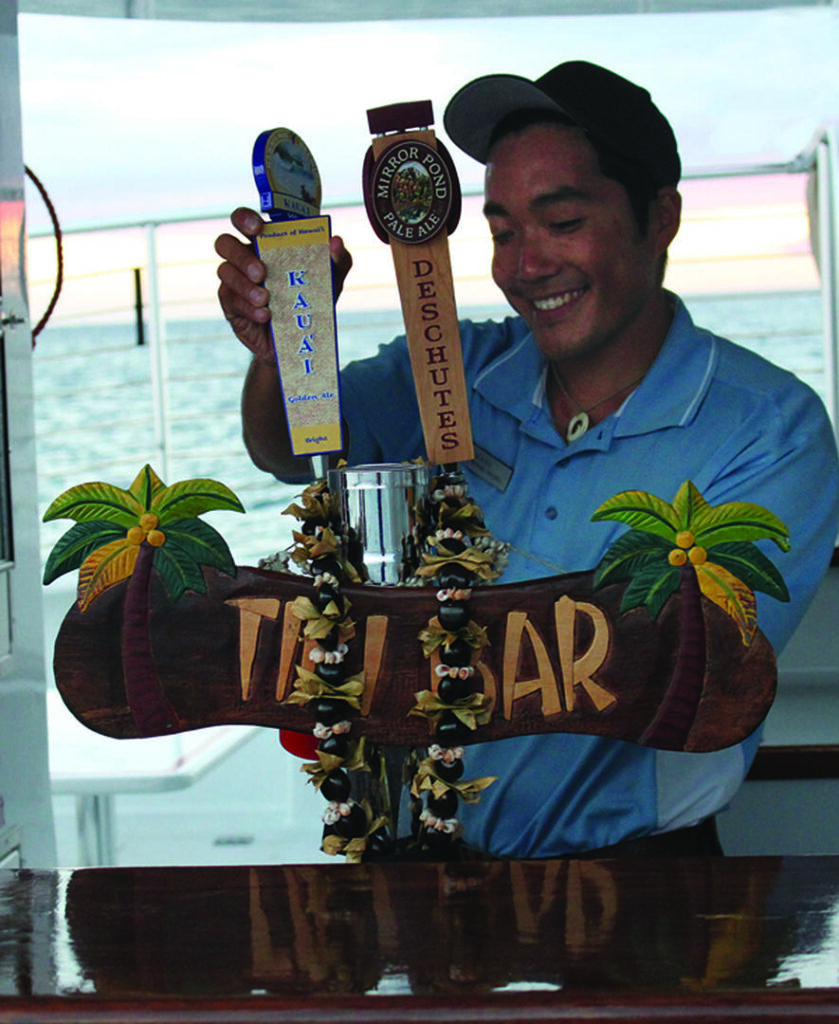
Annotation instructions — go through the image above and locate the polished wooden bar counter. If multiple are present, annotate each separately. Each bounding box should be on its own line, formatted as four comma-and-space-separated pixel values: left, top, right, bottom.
3, 856, 839, 1022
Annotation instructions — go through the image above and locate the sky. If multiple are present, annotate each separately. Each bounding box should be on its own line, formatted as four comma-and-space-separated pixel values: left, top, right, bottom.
16, 6, 839, 231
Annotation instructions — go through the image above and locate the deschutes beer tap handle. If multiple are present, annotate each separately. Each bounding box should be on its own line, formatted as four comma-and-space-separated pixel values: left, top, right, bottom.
362, 101, 473, 466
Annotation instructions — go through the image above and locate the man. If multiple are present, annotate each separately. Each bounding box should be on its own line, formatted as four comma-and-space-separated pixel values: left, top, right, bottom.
216, 61, 839, 858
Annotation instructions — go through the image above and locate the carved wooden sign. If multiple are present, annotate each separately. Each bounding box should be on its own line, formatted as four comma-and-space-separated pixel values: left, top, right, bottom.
45, 468, 790, 762
52, 562, 776, 754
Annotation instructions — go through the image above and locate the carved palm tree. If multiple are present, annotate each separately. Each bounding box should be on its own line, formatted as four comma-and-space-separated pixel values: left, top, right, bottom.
43, 465, 243, 735
592, 480, 790, 749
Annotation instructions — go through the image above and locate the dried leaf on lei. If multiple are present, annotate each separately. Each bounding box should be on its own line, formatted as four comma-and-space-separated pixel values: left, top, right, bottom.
409, 688, 493, 730
436, 503, 491, 537
302, 738, 369, 787
284, 664, 365, 709
322, 833, 352, 858
282, 479, 337, 522
419, 619, 489, 658
321, 806, 387, 863
416, 546, 500, 582
336, 556, 364, 585
283, 501, 322, 522
289, 594, 354, 640
411, 758, 496, 803
289, 525, 341, 561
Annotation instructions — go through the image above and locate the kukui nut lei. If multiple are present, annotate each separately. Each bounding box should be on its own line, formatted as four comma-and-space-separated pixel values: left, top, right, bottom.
278, 466, 508, 861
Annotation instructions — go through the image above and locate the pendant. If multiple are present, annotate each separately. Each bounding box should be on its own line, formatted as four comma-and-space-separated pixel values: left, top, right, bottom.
566, 411, 590, 442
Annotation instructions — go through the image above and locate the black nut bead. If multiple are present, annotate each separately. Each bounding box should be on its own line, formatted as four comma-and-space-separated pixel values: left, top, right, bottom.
313, 697, 346, 725
437, 600, 470, 632
437, 470, 466, 489
364, 827, 395, 860
439, 537, 467, 556
435, 710, 471, 746
345, 529, 366, 572
427, 789, 459, 819
437, 674, 473, 704
321, 823, 339, 847
315, 582, 344, 614
301, 518, 327, 536
335, 801, 368, 839
319, 627, 341, 652
439, 637, 473, 667
320, 768, 352, 802
436, 565, 477, 590
435, 758, 465, 783
318, 733, 350, 759
316, 660, 347, 685
424, 828, 455, 849
311, 555, 343, 580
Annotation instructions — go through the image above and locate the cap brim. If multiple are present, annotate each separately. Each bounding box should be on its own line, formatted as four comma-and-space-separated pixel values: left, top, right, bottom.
443, 73, 569, 164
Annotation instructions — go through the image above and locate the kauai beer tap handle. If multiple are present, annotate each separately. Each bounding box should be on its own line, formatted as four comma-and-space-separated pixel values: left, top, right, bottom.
363, 102, 472, 466
251, 129, 343, 468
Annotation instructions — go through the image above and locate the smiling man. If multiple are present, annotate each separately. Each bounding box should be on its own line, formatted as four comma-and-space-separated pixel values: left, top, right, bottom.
483, 120, 678, 439
215, 61, 839, 860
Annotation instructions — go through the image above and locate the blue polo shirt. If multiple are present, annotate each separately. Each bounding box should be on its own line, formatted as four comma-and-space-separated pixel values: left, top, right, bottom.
340, 297, 839, 857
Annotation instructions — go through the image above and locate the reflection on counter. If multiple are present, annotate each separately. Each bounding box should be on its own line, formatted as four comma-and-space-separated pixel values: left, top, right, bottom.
3, 857, 839, 1008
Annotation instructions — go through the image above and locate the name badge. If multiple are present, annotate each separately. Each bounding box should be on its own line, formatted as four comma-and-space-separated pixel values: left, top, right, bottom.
470, 444, 513, 492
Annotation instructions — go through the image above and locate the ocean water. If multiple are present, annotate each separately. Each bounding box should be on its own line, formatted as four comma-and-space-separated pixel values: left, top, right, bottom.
33, 291, 825, 571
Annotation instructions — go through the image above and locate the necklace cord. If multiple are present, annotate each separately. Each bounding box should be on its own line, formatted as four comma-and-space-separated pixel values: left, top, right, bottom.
550, 363, 646, 442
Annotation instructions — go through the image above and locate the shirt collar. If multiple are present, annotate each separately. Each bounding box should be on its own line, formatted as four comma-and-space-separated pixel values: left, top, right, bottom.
473, 295, 718, 446
613, 296, 718, 437
472, 324, 549, 426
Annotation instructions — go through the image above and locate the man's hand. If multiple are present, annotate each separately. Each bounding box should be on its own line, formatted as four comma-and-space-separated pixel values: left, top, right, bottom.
215, 207, 273, 362
214, 207, 353, 364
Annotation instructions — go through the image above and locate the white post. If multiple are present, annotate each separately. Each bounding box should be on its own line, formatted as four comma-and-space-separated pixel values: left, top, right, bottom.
815, 131, 839, 440
145, 221, 171, 482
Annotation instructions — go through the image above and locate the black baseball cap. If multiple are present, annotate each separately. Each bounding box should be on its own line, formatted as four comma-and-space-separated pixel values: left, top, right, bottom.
443, 60, 681, 188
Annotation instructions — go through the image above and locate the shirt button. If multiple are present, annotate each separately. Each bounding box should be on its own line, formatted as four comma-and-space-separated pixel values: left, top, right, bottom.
545, 507, 558, 520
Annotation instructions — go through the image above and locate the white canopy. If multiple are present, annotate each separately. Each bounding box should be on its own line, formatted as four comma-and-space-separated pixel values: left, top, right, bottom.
17, 0, 835, 21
